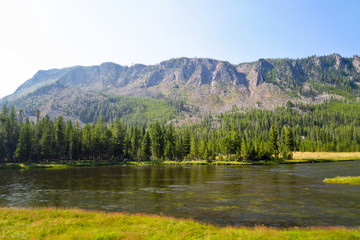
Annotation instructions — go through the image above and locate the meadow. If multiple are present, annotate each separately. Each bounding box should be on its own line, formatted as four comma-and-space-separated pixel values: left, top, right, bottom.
1, 208, 359, 240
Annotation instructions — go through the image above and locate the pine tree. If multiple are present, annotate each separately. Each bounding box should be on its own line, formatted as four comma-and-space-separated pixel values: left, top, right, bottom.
190, 136, 199, 159
6, 106, 19, 161
240, 138, 246, 160
174, 135, 184, 161
82, 123, 92, 160
283, 127, 295, 159
204, 148, 209, 161
198, 139, 206, 159
222, 134, 232, 157
269, 125, 279, 158
0, 108, 8, 163
40, 115, 55, 160
285, 127, 295, 151
164, 124, 175, 160
150, 121, 164, 160
55, 116, 66, 160
111, 119, 125, 161
139, 131, 151, 161
69, 121, 82, 160
131, 127, 141, 160
183, 128, 191, 156
232, 129, 242, 158
15, 118, 32, 162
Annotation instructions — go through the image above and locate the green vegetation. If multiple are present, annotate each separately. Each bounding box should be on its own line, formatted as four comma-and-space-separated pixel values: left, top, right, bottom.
2, 152, 359, 169
78, 94, 179, 125
323, 176, 360, 185
263, 55, 360, 98
0, 208, 359, 240
1, 100, 360, 164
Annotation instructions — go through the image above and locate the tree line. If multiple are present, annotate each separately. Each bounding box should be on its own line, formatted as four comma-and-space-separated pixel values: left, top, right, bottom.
0, 100, 359, 163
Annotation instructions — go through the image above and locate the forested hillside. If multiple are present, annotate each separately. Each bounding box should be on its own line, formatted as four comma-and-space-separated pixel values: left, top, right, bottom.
1, 101, 359, 163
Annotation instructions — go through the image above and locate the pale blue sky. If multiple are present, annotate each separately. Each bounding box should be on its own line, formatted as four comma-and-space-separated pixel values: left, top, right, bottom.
0, 0, 359, 98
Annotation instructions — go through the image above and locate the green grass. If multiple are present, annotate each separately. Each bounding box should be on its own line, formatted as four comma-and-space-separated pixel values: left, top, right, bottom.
323, 176, 360, 185
0, 208, 359, 240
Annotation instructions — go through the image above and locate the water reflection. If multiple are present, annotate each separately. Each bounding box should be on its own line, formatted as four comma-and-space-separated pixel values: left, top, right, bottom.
0, 162, 359, 227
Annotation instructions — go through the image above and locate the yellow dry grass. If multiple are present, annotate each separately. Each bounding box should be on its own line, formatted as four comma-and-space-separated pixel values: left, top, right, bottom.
292, 152, 360, 160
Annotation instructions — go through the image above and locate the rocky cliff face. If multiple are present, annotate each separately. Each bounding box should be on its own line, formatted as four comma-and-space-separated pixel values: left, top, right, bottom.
2, 54, 360, 122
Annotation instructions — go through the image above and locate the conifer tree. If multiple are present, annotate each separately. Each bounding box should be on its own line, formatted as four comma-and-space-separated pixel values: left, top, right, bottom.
183, 128, 191, 156
131, 126, 141, 160
285, 127, 295, 151
150, 121, 164, 160
174, 135, 184, 161
15, 118, 32, 162
269, 125, 279, 158
139, 131, 151, 161
40, 115, 55, 160
111, 119, 125, 161
55, 116, 66, 160
82, 123, 92, 160
190, 136, 199, 159
164, 124, 175, 160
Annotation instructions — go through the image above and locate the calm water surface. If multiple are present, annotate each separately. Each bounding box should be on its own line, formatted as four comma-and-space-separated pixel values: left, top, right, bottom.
1, 161, 359, 227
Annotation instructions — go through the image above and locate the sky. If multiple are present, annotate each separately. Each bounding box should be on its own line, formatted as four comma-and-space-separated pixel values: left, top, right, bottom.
0, 0, 360, 98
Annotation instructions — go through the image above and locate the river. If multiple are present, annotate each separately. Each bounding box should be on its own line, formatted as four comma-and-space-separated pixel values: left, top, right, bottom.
0, 161, 359, 227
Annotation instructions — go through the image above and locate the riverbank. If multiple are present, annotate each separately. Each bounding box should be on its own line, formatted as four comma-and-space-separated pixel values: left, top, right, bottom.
1, 152, 360, 169
323, 176, 360, 185
0, 208, 358, 240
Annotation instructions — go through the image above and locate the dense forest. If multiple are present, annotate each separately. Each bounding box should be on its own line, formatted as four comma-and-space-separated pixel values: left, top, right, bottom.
0, 100, 359, 163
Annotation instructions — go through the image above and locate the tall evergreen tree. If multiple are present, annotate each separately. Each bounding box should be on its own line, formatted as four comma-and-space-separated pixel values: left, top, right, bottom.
130, 126, 141, 160
269, 125, 279, 158
69, 121, 82, 160
15, 118, 32, 162
40, 115, 55, 160
6, 106, 19, 161
190, 136, 199, 159
150, 121, 164, 160
183, 128, 191, 156
164, 124, 175, 160
285, 127, 295, 151
139, 131, 151, 161
55, 116, 66, 160
82, 123, 93, 160
174, 135, 184, 161
111, 119, 125, 161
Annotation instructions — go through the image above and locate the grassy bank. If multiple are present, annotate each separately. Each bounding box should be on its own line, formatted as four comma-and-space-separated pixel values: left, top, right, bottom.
1, 152, 360, 169
290, 152, 360, 162
0, 208, 359, 240
323, 176, 360, 185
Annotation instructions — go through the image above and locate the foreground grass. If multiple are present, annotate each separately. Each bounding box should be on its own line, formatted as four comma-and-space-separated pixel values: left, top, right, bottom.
323, 176, 360, 185
0, 208, 359, 240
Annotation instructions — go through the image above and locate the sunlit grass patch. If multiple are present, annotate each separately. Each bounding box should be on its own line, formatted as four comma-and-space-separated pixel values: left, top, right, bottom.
323, 176, 360, 185
292, 152, 360, 161
0, 208, 359, 239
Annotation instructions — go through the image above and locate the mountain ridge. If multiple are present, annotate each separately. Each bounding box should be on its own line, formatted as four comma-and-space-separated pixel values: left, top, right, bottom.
1, 54, 360, 124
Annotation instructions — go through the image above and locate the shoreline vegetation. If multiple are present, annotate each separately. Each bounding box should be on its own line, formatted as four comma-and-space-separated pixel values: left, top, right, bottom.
0, 208, 359, 240
1, 152, 360, 169
323, 176, 360, 185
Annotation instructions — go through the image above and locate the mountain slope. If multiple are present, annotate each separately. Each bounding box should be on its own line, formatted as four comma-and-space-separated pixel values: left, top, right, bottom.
1, 54, 360, 124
